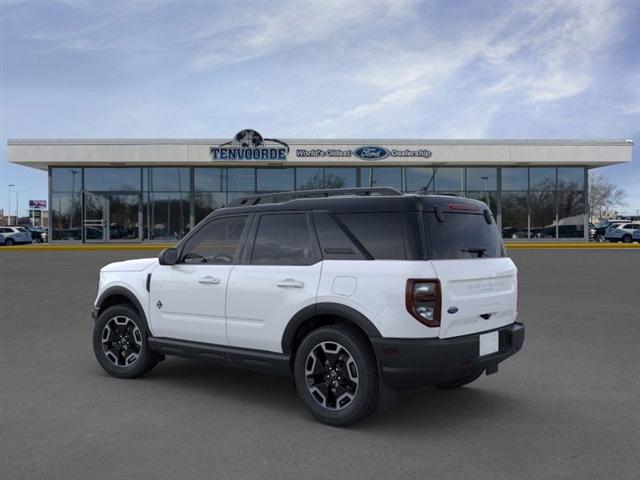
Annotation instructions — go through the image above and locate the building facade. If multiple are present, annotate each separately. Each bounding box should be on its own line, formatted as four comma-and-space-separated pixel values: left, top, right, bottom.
7, 131, 633, 243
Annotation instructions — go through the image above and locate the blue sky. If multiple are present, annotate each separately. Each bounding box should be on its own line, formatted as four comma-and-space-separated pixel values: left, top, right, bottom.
1, 0, 639, 216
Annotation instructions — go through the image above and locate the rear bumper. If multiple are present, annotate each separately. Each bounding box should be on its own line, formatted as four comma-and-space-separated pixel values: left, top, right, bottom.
370, 322, 525, 391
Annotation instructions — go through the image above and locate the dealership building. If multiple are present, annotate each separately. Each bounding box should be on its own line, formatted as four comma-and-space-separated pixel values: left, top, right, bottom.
7, 131, 633, 243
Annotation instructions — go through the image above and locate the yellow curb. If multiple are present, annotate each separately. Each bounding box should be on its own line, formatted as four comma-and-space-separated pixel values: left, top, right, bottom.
1, 243, 638, 252
0, 244, 175, 251
505, 243, 640, 249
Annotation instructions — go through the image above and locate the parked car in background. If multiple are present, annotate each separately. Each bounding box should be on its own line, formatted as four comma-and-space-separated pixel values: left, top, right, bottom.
0, 232, 5, 245
591, 220, 626, 242
20, 225, 48, 244
632, 229, 640, 243
605, 223, 640, 243
0, 226, 32, 246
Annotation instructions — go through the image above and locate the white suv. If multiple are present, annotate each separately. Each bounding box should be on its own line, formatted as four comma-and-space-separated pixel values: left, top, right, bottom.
92, 188, 524, 426
605, 223, 640, 243
0, 226, 32, 246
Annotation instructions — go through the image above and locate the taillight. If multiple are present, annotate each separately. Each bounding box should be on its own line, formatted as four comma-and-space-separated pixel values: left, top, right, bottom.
406, 279, 441, 327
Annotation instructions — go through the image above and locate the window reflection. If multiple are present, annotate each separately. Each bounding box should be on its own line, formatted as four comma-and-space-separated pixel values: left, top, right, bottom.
51, 168, 82, 193
296, 168, 324, 190
435, 168, 464, 192
227, 168, 255, 191
257, 168, 294, 193
557, 191, 585, 238
501, 192, 528, 239
324, 168, 357, 188
85, 168, 141, 191
195, 192, 226, 224
368, 168, 402, 190
404, 167, 435, 192
502, 168, 528, 191
145, 193, 190, 240
466, 168, 497, 191
557, 167, 584, 190
194, 168, 225, 191
51, 192, 81, 240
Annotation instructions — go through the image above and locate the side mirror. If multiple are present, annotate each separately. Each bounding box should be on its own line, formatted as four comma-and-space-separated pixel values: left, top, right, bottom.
158, 247, 178, 266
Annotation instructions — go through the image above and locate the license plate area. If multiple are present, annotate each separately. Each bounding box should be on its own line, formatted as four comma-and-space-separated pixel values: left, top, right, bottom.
479, 331, 499, 356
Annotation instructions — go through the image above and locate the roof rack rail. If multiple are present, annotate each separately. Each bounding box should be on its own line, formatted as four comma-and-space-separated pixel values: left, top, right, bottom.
228, 187, 402, 207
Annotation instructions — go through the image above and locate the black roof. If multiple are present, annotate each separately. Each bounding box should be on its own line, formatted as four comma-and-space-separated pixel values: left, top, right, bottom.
208, 188, 490, 218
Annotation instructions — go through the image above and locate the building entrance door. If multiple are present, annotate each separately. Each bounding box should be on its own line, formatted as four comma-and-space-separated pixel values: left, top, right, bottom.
84, 193, 142, 242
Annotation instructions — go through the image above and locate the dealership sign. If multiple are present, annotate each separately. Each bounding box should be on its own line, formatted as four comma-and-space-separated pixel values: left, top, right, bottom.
211, 129, 289, 161
29, 200, 47, 209
296, 146, 433, 160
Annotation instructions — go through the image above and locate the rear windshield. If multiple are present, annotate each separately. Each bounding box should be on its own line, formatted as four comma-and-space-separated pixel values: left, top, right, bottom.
423, 212, 505, 260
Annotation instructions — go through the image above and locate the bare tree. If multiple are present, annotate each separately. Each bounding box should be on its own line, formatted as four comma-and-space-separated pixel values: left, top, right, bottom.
589, 172, 627, 221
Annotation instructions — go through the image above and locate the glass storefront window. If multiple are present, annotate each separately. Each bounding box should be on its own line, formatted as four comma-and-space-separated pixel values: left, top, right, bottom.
467, 168, 497, 191
404, 167, 434, 192
368, 167, 402, 190
501, 192, 528, 239
530, 190, 556, 238
557, 190, 585, 238
529, 168, 556, 191
227, 168, 255, 191
558, 167, 584, 190
435, 168, 464, 192
84, 168, 141, 191
502, 168, 528, 191
145, 192, 190, 240
51, 192, 82, 240
145, 168, 189, 192
296, 168, 324, 190
51, 168, 82, 193
467, 191, 497, 216
195, 192, 226, 224
324, 168, 357, 188
195, 168, 225, 191
257, 168, 294, 193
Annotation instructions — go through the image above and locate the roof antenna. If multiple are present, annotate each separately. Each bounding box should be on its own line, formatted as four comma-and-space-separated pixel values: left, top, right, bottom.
418, 167, 438, 194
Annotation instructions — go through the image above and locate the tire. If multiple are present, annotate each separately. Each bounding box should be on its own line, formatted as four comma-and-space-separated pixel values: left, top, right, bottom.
5, 238, 14, 246
93, 304, 160, 379
595, 233, 605, 243
435, 369, 484, 389
622, 235, 632, 243
294, 325, 379, 426
32, 237, 42, 245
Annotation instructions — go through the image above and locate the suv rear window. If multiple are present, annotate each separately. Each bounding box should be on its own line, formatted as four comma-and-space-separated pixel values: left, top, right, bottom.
423, 212, 504, 259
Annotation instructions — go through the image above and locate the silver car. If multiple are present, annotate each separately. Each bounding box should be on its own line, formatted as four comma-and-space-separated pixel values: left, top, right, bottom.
0, 226, 32, 246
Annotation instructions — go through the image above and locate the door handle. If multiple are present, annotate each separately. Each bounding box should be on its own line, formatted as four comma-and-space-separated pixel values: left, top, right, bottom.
277, 279, 304, 288
198, 276, 221, 285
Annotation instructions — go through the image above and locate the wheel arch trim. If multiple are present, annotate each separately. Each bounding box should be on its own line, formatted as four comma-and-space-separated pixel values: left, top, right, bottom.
95, 286, 148, 327
281, 302, 381, 354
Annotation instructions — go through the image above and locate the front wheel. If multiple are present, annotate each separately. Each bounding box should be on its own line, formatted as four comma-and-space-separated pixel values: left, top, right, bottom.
93, 304, 160, 378
5, 238, 14, 246
294, 325, 379, 426
32, 237, 42, 244
622, 235, 632, 243
595, 233, 605, 243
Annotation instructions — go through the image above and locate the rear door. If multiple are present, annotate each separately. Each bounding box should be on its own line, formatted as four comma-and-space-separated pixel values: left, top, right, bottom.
423, 210, 518, 339
226, 212, 322, 353
149, 215, 249, 345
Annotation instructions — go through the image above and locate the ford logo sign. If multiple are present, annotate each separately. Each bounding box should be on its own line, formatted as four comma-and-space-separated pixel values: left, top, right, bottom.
354, 146, 389, 160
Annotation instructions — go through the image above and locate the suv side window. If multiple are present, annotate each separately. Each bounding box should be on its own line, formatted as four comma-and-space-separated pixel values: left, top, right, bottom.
313, 212, 366, 260
336, 212, 406, 260
251, 213, 317, 265
181, 215, 248, 264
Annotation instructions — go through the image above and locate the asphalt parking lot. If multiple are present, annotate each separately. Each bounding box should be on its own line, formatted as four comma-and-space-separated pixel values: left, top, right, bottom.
1, 249, 639, 479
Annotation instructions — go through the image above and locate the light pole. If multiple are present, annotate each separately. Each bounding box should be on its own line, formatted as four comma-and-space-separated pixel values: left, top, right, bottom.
8, 184, 15, 225
15, 190, 26, 224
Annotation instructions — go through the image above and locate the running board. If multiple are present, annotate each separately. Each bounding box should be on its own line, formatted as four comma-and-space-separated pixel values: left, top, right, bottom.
148, 337, 291, 376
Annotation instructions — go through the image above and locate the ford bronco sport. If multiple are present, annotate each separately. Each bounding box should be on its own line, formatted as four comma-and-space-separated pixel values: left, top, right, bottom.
92, 188, 524, 426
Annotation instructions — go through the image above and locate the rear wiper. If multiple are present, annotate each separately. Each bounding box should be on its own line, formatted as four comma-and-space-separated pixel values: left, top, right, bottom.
461, 248, 487, 258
